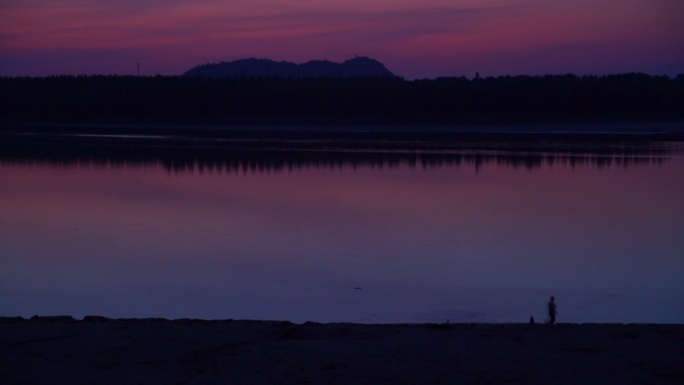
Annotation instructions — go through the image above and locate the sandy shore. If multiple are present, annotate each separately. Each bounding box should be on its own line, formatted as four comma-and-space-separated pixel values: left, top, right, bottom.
2, 316, 682, 385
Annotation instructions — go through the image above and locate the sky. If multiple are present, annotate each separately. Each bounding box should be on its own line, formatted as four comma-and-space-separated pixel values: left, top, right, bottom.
1, 0, 682, 79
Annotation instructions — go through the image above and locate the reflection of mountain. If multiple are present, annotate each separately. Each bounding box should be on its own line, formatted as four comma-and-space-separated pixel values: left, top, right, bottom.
184, 57, 395, 78
2, 128, 680, 173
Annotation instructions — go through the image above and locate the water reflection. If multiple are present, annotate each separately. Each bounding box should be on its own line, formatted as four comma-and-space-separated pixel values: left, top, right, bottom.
1, 132, 684, 323
0, 132, 680, 172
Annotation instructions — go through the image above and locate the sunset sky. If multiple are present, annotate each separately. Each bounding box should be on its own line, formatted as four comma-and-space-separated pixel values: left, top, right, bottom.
1, 0, 682, 79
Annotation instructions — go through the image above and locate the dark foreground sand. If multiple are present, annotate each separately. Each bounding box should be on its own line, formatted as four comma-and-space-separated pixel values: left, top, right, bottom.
2, 316, 682, 385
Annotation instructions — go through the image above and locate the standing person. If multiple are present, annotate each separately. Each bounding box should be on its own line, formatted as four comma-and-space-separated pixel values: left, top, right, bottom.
548, 296, 557, 326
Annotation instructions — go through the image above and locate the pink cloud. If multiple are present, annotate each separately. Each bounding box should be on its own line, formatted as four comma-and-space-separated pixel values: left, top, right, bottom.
1, 0, 682, 77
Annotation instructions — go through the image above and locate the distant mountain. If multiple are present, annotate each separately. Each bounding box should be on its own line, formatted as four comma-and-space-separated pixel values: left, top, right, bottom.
183, 57, 395, 78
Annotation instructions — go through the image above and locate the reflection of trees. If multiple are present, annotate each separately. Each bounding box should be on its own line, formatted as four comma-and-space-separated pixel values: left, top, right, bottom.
0, 132, 678, 173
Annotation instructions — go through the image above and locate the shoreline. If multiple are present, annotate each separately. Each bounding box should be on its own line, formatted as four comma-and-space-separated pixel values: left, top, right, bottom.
5, 314, 684, 324
3, 120, 684, 135
3, 316, 683, 384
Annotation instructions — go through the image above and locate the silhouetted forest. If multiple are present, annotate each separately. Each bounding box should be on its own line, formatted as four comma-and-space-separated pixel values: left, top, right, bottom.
1, 73, 683, 124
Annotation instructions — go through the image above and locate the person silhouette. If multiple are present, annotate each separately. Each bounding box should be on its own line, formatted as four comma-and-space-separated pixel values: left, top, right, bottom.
548, 296, 557, 326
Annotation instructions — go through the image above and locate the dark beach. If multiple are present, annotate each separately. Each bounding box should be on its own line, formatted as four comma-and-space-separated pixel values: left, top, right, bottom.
2, 316, 683, 384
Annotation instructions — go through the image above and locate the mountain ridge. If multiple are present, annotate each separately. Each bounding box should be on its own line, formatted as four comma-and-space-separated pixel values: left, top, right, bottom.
183, 56, 395, 78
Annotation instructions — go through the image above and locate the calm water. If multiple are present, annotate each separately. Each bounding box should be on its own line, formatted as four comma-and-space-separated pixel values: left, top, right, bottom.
1, 144, 683, 323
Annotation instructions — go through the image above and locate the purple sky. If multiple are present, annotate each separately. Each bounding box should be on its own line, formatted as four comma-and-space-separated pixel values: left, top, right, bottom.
1, 0, 682, 79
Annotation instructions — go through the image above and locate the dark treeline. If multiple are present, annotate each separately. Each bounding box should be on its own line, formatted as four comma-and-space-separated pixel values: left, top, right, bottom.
1, 73, 683, 124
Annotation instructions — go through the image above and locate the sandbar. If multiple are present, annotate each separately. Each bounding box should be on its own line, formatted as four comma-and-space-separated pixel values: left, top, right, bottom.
1, 316, 682, 384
